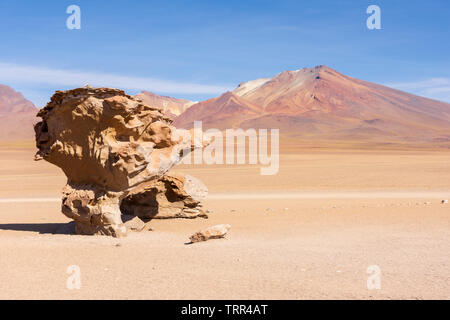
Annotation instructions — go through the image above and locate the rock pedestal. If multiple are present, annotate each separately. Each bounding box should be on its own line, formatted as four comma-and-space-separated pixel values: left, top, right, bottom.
35, 87, 207, 237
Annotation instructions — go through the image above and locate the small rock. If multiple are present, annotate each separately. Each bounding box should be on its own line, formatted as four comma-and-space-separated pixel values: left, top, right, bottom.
205, 209, 213, 214
283, 208, 289, 211
179, 210, 200, 218
189, 224, 231, 243
123, 215, 146, 232
230, 209, 236, 213
424, 201, 431, 205
142, 223, 153, 232
266, 208, 274, 212
442, 200, 449, 204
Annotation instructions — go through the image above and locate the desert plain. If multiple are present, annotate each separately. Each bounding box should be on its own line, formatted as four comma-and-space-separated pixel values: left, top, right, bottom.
0, 143, 448, 299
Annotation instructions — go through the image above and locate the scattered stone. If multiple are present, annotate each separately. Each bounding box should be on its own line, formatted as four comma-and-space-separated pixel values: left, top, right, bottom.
123, 215, 146, 232
441, 200, 448, 204
189, 224, 231, 243
142, 223, 154, 232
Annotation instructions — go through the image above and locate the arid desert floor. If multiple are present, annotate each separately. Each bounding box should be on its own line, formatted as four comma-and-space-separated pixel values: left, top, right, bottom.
0, 145, 449, 299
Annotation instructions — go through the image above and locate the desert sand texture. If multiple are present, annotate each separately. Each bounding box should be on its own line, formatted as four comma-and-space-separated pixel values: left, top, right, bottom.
0, 145, 449, 299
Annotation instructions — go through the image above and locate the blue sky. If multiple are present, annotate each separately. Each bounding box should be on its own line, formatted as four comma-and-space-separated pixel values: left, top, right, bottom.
0, 0, 449, 106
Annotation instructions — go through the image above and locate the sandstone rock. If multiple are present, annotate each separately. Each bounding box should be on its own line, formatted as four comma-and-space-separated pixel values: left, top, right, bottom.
121, 173, 208, 219
189, 224, 231, 243
122, 215, 146, 232
35, 87, 208, 237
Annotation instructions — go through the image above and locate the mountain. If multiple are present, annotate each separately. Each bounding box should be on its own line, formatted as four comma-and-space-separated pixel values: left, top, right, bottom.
0, 85, 38, 141
173, 91, 263, 129
135, 91, 196, 119
174, 66, 450, 146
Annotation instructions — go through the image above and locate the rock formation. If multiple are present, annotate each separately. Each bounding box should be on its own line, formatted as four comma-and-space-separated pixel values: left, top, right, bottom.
35, 87, 208, 237
189, 224, 231, 243
121, 174, 208, 219
135, 91, 196, 119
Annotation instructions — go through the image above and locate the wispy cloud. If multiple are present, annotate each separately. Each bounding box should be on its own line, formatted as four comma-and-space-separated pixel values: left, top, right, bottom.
386, 78, 450, 103
0, 62, 232, 95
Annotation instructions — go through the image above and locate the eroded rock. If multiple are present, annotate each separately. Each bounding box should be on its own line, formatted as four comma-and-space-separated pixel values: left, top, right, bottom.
122, 215, 147, 232
35, 87, 208, 237
189, 224, 231, 243
121, 174, 208, 219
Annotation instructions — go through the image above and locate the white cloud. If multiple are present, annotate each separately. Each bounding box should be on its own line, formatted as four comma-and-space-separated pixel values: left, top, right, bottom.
386, 78, 450, 103
0, 62, 231, 95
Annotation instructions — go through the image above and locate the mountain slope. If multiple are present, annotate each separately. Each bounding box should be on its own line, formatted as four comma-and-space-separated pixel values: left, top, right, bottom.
174, 66, 450, 145
0, 85, 38, 141
173, 91, 263, 130
135, 91, 196, 119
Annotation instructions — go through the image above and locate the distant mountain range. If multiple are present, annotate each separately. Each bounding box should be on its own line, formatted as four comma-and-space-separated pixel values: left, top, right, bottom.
174, 66, 450, 146
135, 91, 196, 119
0, 84, 38, 141
1, 65, 450, 147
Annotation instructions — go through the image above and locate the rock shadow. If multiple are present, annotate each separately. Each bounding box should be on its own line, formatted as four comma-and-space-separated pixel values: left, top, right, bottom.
0, 222, 75, 235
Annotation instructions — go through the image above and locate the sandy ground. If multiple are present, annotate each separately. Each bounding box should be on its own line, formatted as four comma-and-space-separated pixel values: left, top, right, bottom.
0, 147, 449, 299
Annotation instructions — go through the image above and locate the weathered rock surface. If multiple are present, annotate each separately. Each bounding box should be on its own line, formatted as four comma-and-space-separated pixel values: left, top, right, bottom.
122, 215, 150, 232
135, 91, 196, 119
189, 224, 231, 243
35, 87, 208, 237
121, 174, 208, 219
